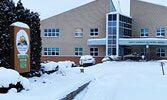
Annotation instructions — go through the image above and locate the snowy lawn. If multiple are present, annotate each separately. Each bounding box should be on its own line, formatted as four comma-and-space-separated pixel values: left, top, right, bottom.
0, 61, 93, 100
1, 60, 167, 100
74, 61, 167, 100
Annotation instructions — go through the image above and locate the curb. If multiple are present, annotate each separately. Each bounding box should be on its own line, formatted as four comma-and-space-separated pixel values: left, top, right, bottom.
60, 81, 91, 100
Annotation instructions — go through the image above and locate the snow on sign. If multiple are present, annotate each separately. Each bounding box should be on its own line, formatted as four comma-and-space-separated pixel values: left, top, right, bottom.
10, 22, 30, 73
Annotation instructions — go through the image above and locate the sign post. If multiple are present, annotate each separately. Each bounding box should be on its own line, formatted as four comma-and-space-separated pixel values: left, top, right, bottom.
9, 22, 30, 73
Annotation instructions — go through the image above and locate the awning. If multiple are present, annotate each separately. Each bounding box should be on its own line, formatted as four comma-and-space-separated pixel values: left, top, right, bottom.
87, 38, 106, 45
119, 38, 167, 45
87, 38, 167, 46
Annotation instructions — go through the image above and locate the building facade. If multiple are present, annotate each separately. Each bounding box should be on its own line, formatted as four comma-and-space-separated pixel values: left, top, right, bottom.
130, 0, 167, 59
41, 0, 167, 64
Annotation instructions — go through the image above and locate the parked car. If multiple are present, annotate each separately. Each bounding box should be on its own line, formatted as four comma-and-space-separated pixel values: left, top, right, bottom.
79, 55, 95, 67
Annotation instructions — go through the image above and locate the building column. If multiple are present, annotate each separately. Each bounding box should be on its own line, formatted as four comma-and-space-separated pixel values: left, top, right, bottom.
116, 13, 119, 56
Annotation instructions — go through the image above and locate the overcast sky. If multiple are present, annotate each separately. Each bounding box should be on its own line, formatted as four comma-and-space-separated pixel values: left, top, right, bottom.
12, 0, 167, 20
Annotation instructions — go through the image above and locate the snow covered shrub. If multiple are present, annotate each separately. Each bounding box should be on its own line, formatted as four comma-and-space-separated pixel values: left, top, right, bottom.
102, 55, 118, 62
41, 61, 59, 74
0, 67, 30, 93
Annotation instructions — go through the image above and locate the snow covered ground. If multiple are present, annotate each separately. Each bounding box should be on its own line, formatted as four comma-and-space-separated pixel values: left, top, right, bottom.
1, 60, 167, 100
0, 61, 93, 100
74, 61, 167, 100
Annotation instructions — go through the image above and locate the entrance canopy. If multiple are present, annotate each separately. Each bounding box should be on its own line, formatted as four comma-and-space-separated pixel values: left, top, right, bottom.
119, 38, 167, 46
88, 38, 167, 46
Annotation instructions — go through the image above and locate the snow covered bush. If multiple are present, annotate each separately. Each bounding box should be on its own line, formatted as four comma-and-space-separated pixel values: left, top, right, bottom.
41, 61, 76, 75
102, 55, 119, 62
0, 67, 30, 93
41, 61, 58, 74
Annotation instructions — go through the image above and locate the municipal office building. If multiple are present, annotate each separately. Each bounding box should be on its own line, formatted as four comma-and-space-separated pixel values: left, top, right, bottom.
41, 0, 167, 64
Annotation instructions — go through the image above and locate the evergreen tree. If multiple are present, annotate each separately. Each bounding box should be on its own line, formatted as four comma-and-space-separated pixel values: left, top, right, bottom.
29, 12, 42, 71
0, 0, 16, 67
0, 0, 42, 72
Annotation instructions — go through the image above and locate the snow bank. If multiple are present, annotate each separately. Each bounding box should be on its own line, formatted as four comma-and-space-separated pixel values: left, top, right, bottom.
102, 55, 118, 62
41, 61, 75, 72
0, 67, 30, 91
0, 67, 20, 88
19, 76, 30, 91
57, 61, 76, 75
41, 61, 58, 72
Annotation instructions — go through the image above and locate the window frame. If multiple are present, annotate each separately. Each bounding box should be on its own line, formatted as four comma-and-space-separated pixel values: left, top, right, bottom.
75, 28, 83, 37
90, 47, 99, 57
156, 28, 165, 37
90, 28, 99, 37
43, 47, 59, 56
140, 48, 146, 56
43, 28, 60, 37
74, 48, 83, 56
156, 48, 165, 57
140, 28, 149, 37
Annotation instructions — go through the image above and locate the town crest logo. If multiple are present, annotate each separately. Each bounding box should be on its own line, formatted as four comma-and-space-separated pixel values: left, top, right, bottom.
16, 29, 29, 55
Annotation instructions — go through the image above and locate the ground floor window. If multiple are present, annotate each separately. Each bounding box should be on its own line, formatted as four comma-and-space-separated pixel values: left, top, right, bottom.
43, 47, 59, 56
140, 48, 146, 56
75, 48, 83, 56
124, 48, 131, 55
156, 48, 165, 57
90, 48, 98, 56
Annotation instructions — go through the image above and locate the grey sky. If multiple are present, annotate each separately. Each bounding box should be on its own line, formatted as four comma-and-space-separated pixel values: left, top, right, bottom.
13, 0, 167, 20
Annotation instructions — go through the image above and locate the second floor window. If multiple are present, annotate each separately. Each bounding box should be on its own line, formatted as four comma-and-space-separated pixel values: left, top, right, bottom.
90, 28, 98, 37
140, 29, 149, 37
75, 28, 83, 37
44, 28, 59, 37
156, 28, 165, 37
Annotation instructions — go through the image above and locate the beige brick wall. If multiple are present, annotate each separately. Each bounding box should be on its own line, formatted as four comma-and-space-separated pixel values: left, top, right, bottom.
130, 0, 167, 58
40, 0, 110, 57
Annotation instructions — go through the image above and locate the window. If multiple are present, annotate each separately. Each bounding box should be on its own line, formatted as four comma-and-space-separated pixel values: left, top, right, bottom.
156, 28, 165, 37
90, 48, 98, 56
75, 28, 83, 37
124, 48, 131, 55
140, 48, 146, 56
156, 48, 165, 57
108, 14, 117, 21
43, 47, 59, 56
44, 28, 59, 37
140, 29, 149, 37
90, 28, 98, 37
75, 48, 83, 56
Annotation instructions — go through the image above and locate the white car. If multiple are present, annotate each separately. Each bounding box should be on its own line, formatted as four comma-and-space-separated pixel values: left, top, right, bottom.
79, 55, 95, 67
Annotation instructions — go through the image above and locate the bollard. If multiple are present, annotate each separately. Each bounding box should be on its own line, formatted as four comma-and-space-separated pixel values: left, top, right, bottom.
80, 69, 84, 73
